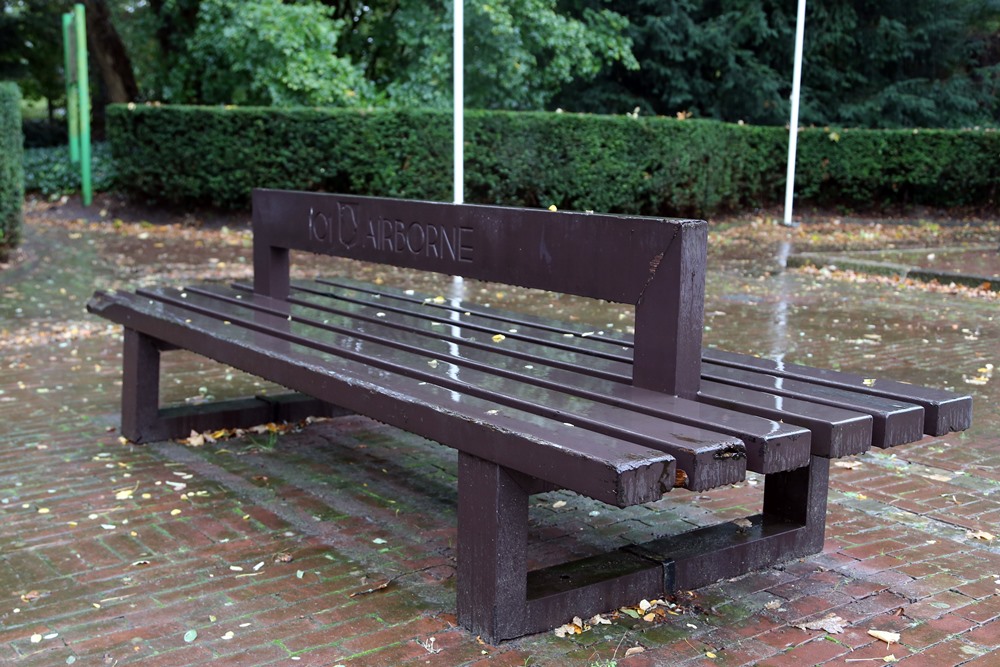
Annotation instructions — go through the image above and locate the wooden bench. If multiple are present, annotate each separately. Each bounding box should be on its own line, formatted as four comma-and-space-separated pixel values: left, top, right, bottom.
87, 189, 972, 642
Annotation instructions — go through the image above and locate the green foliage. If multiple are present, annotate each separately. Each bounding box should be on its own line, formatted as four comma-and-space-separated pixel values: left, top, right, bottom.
371, 0, 637, 110
558, 0, 1000, 129
106, 103, 1000, 214
105, 0, 634, 110
165, 0, 371, 106
0, 81, 24, 254
23, 142, 117, 197
0, 0, 69, 104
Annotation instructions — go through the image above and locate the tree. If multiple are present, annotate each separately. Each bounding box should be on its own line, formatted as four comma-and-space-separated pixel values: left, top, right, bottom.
162, 0, 371, 106
83, 0, 138, 103
362, 0, 637, 110
556, 0, 1000, 128
0, 0, 68, 109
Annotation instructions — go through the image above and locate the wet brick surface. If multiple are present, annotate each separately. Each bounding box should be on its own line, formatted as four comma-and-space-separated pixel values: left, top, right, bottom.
1, 202, 998, 665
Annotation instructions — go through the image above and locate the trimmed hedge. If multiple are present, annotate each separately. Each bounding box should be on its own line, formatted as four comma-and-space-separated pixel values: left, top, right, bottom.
0, 82, 24, 255
107, 104, 1000, 214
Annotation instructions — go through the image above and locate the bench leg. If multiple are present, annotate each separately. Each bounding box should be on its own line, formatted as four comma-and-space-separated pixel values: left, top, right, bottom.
121, 329, 163, 442
456, 453, 667, 643
626, 455, 830, 593
119, 328, 350, 443
456, 452, 530, 642
762, 454, 829, 554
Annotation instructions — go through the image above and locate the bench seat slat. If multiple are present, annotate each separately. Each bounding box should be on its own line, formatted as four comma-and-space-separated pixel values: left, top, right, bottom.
196, 284, 811, 474
136, 287, 748, 491
701, 348, 972, 436
701, 363, 924, 448
89, 290, 676, 507
697, 380, 873, 458
319, 277, 971, 441
276, 280, 906, 454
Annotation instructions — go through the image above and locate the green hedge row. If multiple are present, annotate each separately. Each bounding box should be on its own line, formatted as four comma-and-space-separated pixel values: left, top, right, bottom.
107, 104, 1000, 214
0, 82, 24, 256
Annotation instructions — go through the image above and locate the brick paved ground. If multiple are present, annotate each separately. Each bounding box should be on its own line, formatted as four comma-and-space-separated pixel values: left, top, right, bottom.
2, 199, 998, 666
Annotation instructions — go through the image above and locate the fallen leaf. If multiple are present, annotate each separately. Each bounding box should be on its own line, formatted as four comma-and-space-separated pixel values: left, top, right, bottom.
968, 530, 995, 542
29, 633, 42, 643
868, 629, 900, 644
764, 600, 783, 610
183, 629, 198, 643
553, 617, 588, 637
834, 460, 863, 469
273, 552, 293, 563
797, 614, 846, 634
552, 500, 567, 509
491, 334, 506, 343
624, 646, 645, 657
221, 631, 234, 640
706, 651, 717, 659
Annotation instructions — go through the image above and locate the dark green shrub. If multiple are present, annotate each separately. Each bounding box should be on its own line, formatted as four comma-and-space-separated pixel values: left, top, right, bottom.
22, 118, 69, 148
23, 143, 117, 197
0, 82, 24, 256
106, 103, 1000, 214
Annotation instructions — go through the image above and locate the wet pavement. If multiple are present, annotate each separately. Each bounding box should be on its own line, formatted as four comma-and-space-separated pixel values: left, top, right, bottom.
1, 198, 999, 666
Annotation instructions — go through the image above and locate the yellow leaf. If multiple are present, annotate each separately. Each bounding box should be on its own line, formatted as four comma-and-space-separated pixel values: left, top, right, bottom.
548, 205, 558, 212
968, 530, 995, 542
706, 651, 717, 659
491, 334, 506, 343
624, 647, 645, 657
868, 629, 900, 644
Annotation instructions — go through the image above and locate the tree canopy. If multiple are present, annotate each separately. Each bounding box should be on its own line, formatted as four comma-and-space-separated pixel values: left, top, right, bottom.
1, 0, 998, 128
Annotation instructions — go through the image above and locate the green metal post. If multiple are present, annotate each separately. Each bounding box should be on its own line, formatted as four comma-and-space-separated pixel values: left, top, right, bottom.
62, 12, 79, 164
74, 3, 92, 206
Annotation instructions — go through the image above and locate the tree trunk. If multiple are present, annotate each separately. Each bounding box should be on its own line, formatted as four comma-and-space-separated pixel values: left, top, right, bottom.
82, 0, 138, 104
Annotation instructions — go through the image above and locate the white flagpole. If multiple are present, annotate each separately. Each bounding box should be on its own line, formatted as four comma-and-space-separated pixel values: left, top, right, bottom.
453, 0, 464, 204
783, 0, 806, 225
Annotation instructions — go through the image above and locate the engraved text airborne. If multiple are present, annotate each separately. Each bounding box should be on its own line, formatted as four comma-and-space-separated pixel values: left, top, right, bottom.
309, 205, 473, 263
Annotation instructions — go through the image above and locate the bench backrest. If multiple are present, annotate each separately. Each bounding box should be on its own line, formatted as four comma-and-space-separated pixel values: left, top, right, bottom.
252, 188, 707, 398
